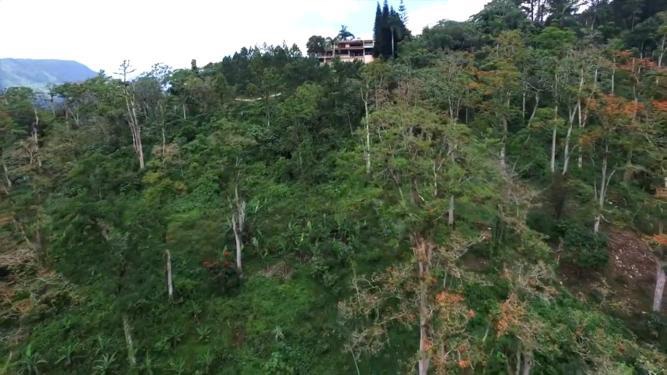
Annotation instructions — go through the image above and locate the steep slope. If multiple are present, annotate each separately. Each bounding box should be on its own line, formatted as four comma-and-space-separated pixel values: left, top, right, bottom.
0, 58, 96, 91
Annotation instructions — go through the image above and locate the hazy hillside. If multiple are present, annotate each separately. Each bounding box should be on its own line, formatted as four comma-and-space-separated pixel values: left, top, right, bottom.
0, 58, 96, 91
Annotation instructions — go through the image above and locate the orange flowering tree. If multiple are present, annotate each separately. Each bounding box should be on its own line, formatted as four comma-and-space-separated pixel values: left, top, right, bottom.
338, 234, 489, 375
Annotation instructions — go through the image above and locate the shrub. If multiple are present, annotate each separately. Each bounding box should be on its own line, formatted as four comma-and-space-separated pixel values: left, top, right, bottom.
560, 223, 608, 270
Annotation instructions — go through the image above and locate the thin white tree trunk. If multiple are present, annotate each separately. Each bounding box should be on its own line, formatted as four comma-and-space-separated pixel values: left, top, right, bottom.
550, 118, 557, 174
527, 92, 539, 127
653, 261, 665, 312
500, 94, 510, 171
522, 84, 527, 122
2, 159, 10, 189
122, 315, 136, 368
562, 103, 578, 175
165, 250, 173, 301
578, 67, 597, 169
657, 35, 664, 84
362, 86, 371, 175
521, 351, 533, 375
659, 35, 665, 68
448, 195, 455, 226
32, 108, 42, 168
418, 314, 430, 375
594, 153, 607, 234
161, 126, 167, 161
594, 143, 614, 234
611, 58, 616, 95
123, 87, 145, 170
231, 184, 246, 274
552, 71, 559, 174
413, 238, 432, 375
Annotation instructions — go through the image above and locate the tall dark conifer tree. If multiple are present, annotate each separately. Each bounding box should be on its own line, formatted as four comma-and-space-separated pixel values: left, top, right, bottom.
373, 0, 409, 59
373, 2, 383, 57
382, 0, 391, 58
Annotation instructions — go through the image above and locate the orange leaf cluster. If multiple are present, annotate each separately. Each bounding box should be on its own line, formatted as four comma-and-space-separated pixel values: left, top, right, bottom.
652, 100, 667, 112
496, 293, 524, 337
625, 101, 645, 116
435, 291, 464, 306
595, 95, 643, 119
580, 128, 604, 147
585, 97, 598, 111
614, 50, 633, 59
653, 234, 667, 246
421, 337, 433, 352
457, 359, 471, 369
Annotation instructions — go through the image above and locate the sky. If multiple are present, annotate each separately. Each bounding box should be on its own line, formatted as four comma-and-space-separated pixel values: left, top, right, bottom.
0, 0, 489, 75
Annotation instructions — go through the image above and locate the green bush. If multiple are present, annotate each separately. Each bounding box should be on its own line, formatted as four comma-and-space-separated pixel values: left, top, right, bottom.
560, 222, 608, 270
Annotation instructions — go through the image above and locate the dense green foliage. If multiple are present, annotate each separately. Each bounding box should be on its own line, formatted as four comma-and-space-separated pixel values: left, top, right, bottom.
1, 0, 666, 373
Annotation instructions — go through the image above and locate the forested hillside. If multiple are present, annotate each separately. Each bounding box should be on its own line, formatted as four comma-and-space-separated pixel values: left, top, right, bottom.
1, 0, 666, 373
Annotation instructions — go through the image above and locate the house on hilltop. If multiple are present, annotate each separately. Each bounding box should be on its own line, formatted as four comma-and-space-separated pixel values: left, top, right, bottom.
317, 39, 375, 64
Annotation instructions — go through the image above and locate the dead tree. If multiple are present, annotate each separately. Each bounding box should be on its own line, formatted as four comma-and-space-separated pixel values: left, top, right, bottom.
31, 107, 42, 168
361, 84, 371, 175
118, 60, 145, 169
593, 142, 615, 234
165, 250, 173, 301
122, 314, 136, 368
231, 183, 246, 275
412, 237, 434, 375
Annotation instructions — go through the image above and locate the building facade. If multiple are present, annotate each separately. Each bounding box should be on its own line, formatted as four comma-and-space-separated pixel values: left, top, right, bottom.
317, 39, 375, 64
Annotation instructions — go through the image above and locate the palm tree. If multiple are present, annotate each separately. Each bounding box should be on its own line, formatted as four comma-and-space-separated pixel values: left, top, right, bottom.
337, 25, 355, 41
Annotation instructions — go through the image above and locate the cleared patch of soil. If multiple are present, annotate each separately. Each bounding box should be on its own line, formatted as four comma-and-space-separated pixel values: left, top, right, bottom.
560, 227, 663, 319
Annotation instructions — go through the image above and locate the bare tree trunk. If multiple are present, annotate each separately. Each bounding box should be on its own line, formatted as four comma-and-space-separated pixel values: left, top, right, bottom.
182, 103, 187, 120
500, 134, 507, 170
165, 250, 173, 301
611, 58, 616, 95
122, 315, 136, 368
32, 108, 42, 168
594, 152, 606, 234
659, 35, 665, 68
521, 351, 534, 375
361, 86, 371, 175
448, 195, 455, 227
231, 183, 246, 275
550, 118, 557, 174
522, 83, 527, 122
653, 261, 665, 312
551, 71, 559, 174
657, 35, 665, 84
161, 126, 167, 160
577, 66, 589, 169
527, 92, 539, 127
2, 159, 11, 189
123, 87, 145, 170
562, 103, 578, 175
418, 310, 430, 375
415, 242, 431, 375
500, 94, 510, 171
594, 143, 615, 234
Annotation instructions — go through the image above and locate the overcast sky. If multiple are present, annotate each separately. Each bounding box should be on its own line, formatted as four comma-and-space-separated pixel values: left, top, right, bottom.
0, 0, 489, 75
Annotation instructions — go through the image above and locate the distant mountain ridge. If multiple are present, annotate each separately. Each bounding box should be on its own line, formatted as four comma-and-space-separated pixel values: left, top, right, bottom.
0, 58, 97, 91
